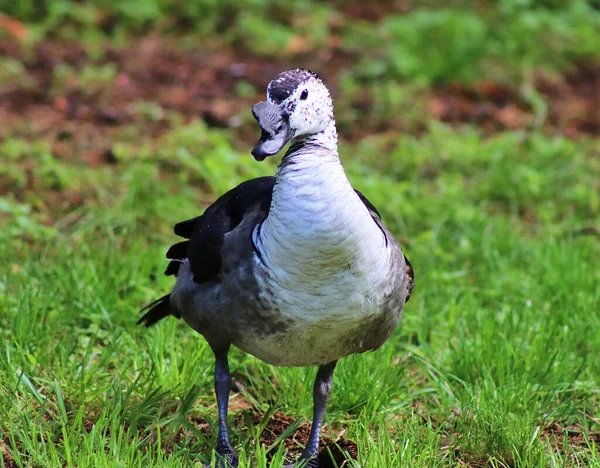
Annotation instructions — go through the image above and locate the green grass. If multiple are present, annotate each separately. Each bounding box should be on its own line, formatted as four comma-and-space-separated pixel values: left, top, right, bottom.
344, 2, 600, 85
1, 121, 599, 466
1, 1, 600, 466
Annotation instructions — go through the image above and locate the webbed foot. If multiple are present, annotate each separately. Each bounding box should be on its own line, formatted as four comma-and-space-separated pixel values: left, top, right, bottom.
206, 444, 238, 468
283, 456, 319, 468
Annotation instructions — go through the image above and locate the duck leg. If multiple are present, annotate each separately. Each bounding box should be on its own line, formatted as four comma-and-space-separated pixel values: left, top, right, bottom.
286, 361, 337, 468
208, 344, 238, 468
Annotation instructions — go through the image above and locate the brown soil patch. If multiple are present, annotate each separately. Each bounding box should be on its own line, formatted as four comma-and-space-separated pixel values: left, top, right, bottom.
448, 421, 600, 467
428, 81, 531, 133
537, 63, 600, 137
1, 436, 18, 468
429, 63, 600, 136
336, 0, 412, 22
542, 421, 600, 463
453, 453, 514, 468
0, 37, 285, 161
236, 411, 358, 466
0, 35, 357, 163
0, 36, 598, 179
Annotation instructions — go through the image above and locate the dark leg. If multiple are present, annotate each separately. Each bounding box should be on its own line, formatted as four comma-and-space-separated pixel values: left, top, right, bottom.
207, 345, 238, 468
288, 361, 337, 468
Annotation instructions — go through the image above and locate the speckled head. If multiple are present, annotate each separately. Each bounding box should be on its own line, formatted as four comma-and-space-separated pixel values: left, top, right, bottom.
267, 69, 322, 104
267, 69, 333, 137
251, 69, 335, 161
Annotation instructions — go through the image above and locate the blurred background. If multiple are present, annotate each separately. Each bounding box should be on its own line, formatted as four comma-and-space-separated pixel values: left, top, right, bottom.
1, 0, 599, 220
1, 1, 600, 467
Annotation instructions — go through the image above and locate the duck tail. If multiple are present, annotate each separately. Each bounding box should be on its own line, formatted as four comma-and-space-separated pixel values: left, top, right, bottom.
137, 294, 173, 327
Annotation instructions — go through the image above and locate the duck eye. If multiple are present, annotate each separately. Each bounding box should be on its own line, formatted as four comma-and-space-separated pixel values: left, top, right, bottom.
300, 89, 308, 100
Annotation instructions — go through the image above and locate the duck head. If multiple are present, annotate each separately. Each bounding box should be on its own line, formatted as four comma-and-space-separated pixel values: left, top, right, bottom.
251, 69, 334, 161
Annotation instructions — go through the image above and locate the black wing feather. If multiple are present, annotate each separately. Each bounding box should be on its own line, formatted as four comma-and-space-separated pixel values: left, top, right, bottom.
166, 241, 189, 260
164, 261, 181, 277
137, 294, 174, 327
173, 216, 202, 238
164, 177, 276, 281
187, 176, 275, 282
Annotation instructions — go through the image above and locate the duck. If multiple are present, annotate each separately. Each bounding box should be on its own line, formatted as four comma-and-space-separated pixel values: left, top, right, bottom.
139, 69, 414, 468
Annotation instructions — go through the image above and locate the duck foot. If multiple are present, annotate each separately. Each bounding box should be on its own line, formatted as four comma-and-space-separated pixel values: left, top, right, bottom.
283, 457, 319, 468
206, 445, 238, 468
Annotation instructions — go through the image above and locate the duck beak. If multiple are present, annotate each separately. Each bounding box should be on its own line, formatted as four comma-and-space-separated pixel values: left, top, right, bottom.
251, 101, 294, 161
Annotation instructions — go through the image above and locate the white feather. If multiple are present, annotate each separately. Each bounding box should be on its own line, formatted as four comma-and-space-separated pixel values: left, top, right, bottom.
241, 145, 395, 365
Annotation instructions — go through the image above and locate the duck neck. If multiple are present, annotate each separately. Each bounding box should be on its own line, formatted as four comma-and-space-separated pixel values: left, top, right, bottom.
289, 118, 338, 155
275, 118, 343, 206
254, 122, 387, 283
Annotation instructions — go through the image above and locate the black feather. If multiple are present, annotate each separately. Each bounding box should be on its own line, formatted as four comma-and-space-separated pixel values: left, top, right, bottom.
166, 241, 189, 260
137, 294, 175, 327
164, 260, 181, 276
174, 216, 201, 238
185, 176, 276, 283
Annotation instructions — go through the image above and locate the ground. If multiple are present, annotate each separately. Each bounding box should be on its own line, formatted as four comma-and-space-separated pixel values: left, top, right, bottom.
1, 1, 599, 467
